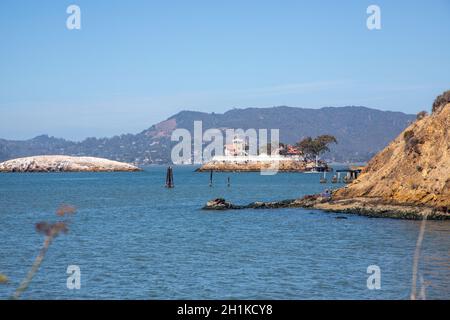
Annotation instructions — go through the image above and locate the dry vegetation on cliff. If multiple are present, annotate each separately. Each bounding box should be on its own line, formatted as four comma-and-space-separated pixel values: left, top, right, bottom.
334, 91, 450, 211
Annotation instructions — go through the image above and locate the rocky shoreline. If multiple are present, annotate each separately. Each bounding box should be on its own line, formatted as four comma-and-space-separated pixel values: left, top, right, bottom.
0, 155, 142, 172
197, 160, 330, 172
202, 195, 450, 220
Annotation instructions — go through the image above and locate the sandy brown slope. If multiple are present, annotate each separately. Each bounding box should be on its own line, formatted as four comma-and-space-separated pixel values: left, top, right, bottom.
334, 93, 450, 210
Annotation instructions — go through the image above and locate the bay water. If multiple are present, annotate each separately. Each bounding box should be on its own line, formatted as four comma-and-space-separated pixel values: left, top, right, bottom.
0, 166, 448, 299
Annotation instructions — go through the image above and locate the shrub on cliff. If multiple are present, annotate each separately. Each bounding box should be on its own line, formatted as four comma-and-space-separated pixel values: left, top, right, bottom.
432, 90, 450, 113
403, 130, 422, 155
416, 111, 428, 120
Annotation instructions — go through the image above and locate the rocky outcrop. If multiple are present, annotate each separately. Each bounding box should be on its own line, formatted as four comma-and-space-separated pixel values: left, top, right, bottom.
203, 198, 240, 210
197, 159, 329, 172
202, 195, 449, 220
432, 90, 450, 113
333, 91, 450, 210
0, 155, 141, 172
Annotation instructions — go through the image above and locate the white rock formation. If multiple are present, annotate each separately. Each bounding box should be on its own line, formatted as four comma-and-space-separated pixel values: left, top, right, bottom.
0, 155, 141, 172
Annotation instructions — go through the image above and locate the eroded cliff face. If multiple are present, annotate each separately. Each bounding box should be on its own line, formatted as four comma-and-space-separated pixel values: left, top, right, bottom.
334, 94, 450, 209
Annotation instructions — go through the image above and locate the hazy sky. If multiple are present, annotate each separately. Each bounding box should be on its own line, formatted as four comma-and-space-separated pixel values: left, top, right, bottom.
1, 0, 449, 140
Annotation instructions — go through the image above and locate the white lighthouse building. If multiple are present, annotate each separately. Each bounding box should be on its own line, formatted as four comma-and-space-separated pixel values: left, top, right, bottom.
224, 136, 247, 157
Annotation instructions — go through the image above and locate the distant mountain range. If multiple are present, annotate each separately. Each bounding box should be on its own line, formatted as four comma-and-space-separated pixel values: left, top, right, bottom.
0, 106, 415, 164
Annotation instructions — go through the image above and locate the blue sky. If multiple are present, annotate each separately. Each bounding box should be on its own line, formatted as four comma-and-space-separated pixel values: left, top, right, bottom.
0, 0, 449, 140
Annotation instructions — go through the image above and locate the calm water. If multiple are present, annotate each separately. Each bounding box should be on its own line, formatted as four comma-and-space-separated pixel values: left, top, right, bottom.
0, 166, 449, 299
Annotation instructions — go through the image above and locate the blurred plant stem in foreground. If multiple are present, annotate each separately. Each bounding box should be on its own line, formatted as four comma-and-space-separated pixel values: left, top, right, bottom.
410, 213, 428, 300
0, 274, 8, 284
11, 205, 76, 300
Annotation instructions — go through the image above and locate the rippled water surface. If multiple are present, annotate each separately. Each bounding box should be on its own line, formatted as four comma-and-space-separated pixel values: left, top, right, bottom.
0, 166, 449, 299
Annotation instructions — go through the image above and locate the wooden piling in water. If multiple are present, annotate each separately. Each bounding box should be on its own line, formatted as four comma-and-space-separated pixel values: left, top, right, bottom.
320, 171, 327, 183
209, 169, 213, 187
165, 166, 174, 188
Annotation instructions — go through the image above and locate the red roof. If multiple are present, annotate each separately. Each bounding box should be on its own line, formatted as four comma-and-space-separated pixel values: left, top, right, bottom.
286, 145, 302, 155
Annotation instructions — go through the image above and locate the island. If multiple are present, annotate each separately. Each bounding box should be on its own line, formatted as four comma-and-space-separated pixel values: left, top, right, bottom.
197, 136, 335, 172
196, 157, 330, 172
0, 155, 142, 172
203, 90, 450, 220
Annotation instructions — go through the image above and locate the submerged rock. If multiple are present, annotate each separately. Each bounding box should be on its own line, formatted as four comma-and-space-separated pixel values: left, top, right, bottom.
0, 155, 142, 172
203, 198, 235, 210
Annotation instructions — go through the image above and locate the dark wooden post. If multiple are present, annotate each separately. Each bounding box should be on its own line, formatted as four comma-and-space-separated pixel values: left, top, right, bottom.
320, 171, 327, 183
209, 169, 213, 187
165, 166, 174, 188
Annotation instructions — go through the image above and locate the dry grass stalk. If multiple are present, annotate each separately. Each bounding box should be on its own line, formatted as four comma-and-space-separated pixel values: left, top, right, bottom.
11, 204, 76, 300
410, 213, 428, 300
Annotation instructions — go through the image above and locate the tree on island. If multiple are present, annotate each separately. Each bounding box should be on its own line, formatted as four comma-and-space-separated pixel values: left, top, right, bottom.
296, 135, 337, 161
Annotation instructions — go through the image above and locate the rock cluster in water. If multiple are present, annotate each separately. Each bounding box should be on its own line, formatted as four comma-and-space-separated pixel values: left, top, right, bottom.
203, 194, 449, 220
0, 155, 142, 172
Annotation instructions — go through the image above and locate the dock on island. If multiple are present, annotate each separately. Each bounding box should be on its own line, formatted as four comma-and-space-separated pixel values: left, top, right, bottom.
335, 167, 363, 183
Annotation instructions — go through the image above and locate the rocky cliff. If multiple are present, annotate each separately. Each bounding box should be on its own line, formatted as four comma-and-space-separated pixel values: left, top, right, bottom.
334, 91, 450, 210
0, 156, 141, 172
